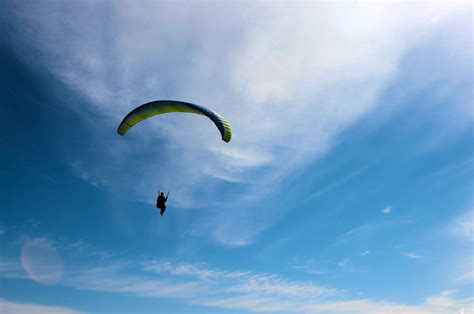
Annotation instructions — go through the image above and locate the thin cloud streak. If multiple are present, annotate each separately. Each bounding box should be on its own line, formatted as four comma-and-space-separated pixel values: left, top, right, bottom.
452, 210, 474, 242
403, 252, 423, 260
0, 300, 84, 314
195, 291, 474, 314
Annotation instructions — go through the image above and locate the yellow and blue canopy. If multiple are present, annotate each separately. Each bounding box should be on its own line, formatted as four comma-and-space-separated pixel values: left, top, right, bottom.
117, 100, 232, 142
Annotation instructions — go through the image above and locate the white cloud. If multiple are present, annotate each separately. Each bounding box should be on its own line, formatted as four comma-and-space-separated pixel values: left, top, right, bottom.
144, 260, 340, 300
62, 259, 474, 313
403, 252, 423, 260
381, 206, 392, 214
452, 210, 474, 242
334, 223, 377, 245
302, 166, 370, 205
196, 291, 474, 314
291, 259, 326, 276
303, 292, 474, 314
338, 258, 349, 268
69, 161, 100, 187
447, 210, 474, 284
457, 268, 474, 284
58, 258, 341, 311
0, 300, 83, 314
3, 1, 470, 246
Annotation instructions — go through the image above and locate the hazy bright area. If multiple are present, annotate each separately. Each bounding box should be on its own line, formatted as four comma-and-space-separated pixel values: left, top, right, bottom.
0, 1, 473, 313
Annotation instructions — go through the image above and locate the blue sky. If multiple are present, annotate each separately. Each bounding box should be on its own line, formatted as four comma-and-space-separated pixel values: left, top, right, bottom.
0, 1, 473, 313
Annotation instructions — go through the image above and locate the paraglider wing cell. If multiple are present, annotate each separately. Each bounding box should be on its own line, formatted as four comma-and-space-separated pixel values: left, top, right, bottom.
117, 100, 232, 142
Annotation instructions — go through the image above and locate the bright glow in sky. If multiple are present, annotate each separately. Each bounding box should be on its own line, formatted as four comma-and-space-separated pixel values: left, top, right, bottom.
0, 1, 473, 313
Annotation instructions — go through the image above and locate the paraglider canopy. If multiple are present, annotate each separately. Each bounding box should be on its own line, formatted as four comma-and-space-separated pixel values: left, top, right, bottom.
117, 100, 232, 142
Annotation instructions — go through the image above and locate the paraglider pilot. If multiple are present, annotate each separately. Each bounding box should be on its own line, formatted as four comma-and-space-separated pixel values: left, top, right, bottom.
156, 192, 168, 216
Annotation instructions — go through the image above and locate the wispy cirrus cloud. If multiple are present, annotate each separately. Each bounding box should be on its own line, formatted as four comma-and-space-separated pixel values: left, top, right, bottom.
2, 1, 470, 248
64, 259, 340, 304
197, 291, 474, 314
360, 250, 371, 256
403, 252, 423, 260
1, 234, 473, 314
447, 210, 474, 284
381, 206, 392, 214
0, 300, 83, 314
333, 223, 378, 246
338, 258, 349, 269
451, 210, 474, 243
42, 258, 474, 313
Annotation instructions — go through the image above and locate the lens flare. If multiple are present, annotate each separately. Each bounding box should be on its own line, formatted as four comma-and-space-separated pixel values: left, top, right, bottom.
21, 238, 63, 285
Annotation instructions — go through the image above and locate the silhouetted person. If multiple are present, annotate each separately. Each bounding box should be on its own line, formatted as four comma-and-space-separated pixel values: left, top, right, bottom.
156, 192, 168, 216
